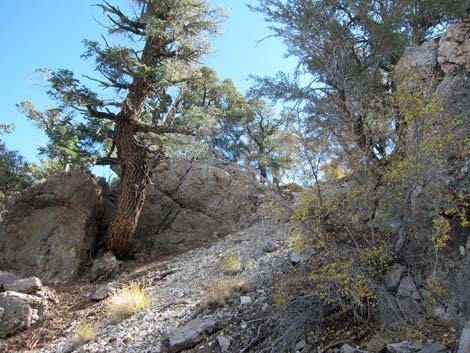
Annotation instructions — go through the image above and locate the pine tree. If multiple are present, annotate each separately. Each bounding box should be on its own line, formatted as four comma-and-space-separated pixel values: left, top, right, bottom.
20, 0, 224, 257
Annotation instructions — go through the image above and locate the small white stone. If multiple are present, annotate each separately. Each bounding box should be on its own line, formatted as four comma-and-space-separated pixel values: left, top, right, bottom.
218, 335, 231, 352
240, 296, 252, 305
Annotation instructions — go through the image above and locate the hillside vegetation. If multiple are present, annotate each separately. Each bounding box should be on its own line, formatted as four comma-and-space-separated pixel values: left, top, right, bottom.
0, 1, 469, 352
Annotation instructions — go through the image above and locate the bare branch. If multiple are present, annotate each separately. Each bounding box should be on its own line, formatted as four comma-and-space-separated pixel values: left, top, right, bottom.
86, 105, 117, 120
134, 122, 196, 136
94, 157, 120, 165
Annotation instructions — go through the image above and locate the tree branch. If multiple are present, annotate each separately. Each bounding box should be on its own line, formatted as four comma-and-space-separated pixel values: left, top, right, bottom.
86, 105, 117, 120
134, 122, 196, 136
94, 157, 120, 165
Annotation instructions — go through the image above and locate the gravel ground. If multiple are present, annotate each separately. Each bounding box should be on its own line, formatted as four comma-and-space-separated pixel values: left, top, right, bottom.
36, 217, 293, 353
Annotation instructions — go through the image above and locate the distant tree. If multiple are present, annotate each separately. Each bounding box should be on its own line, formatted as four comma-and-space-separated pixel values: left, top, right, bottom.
0, 127, 33, 212
180, 69, 295, 183
180, 66, 247, 161
20, 0, 224, 257
241, 97, 295, 183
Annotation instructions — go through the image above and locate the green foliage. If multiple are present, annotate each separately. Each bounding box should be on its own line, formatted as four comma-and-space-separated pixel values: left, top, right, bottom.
284, 69, 468, 325
20, 0, 226, 172
0, 141, 34, 208
18, 102, 97, 172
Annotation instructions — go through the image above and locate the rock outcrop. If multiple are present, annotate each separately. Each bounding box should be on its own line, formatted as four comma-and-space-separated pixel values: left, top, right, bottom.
395, 19, 470, 119
132, 158, 262, 254
0, 173, 105, 283
391, 20, 470, 328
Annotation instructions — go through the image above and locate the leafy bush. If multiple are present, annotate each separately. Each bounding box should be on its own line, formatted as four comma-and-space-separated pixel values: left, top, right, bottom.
106, 282, 151, 322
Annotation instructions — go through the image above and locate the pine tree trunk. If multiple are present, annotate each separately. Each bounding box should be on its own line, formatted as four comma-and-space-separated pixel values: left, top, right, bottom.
106, 5, 170, 257
106, 120, 148, 257
106, 81, 152, 258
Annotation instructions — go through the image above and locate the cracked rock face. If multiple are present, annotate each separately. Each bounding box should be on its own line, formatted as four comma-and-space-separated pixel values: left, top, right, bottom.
133, 158, 261, 254
394, 20, 470, 120
1, 173, 104, 284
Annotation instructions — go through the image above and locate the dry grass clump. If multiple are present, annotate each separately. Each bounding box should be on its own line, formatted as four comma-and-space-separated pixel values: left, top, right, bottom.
222, 253, 242, 274
206, 276, 249, 307
106, 282, 151, 322
75, 322, 97, 342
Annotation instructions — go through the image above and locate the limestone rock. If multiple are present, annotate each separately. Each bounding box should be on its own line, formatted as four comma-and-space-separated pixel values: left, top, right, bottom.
290, 248, 315, 265
341, 344, 369, 353
168, 316, 220, 352
1, 173, 104, 284
397, 276, 422, 300
0, 291, 48, 338
438, 20, 470, 76
457, 324, 470, 353
385, 264, 406, 291
397, 276, 423, 320
240, 296, 252, 305
90, 252, 119, 282
217, 335, 231, 352
3, 277, 42, 294
0, 271, 19, 290
133, 158, 261, 254
436, 75, 470, 118
394, 39, 440, 83
91, 282, 121, 301
295, 339, 306, 351
387, 341, 417, 353
418, 342, 447, 353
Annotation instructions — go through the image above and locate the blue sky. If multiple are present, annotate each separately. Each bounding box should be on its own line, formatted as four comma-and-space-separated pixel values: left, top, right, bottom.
0, 0, 296, 169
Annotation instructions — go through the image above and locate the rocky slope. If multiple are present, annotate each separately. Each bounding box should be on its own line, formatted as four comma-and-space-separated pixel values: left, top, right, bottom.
28, 217, 293, 353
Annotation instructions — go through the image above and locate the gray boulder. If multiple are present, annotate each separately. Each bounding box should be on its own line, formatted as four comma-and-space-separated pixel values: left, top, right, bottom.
1, 173, 104, 284
385, 264, 406, 291
133, 158, 261, 253
397, 276, 424, 321
217, 335, 231, 352
394, 38, 440, 83
0, 291, 48, 338
90, 252, 119, 282
91, 282, 121, 301
3, 277, 42, 294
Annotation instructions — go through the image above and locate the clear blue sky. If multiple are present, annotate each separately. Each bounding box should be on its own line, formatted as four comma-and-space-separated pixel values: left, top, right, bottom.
0, 0, 296, 170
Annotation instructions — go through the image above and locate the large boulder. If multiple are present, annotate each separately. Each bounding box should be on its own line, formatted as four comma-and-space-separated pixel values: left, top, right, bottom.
0, 173, 104, 284
133, 158, 261, 253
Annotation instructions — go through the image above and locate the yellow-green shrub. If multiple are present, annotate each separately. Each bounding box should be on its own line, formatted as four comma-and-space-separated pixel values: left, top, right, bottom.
106, 282, 151, 322
75, 322, 97, 342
